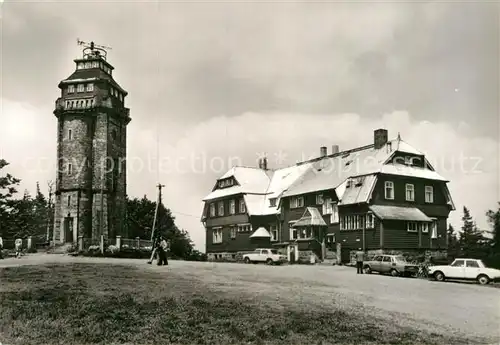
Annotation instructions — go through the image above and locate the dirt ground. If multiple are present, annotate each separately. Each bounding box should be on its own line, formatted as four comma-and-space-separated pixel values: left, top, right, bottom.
0, 254, 498, 345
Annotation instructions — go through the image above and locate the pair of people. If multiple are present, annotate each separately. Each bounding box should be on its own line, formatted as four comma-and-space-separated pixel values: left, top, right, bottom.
147, 237, 170, 265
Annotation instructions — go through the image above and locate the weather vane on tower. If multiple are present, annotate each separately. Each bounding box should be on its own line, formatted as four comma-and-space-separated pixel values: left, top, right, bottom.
76, 38, 112, 61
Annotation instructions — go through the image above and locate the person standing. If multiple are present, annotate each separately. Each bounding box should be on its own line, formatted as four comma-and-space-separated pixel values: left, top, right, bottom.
355, 248, 365, 274
0, 236, 4, 259
157, 237, 168, 266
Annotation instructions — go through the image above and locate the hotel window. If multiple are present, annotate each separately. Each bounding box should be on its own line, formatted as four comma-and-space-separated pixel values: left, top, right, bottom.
405, 183, 415, 201
316, 194, 324, 205
86, 83, 94, 92
209, 204, 215, 217
68, 129, 73, 140
431, 219, 438, 239
421, 222, 429, 233
290, 196, 304, 209
229, 200, 236, 215
67, 195, 71, 207
407, 222, 418, 233
230, 226, 237, 239
212, 228, 223, 244
217, 201, 224, 216
323, 197, 333, 214
425, 186, 434, 203
384, 181, 394, 200
239, 199, 246, 213
77, 84, 85, 92
237, 224, 251, 232
331, 203, 339, 223
270, 224, 278, 242
289, 222, 297, 240
68, 85, 75, 93
365, 212, 374, 229
67, 163, 73, 175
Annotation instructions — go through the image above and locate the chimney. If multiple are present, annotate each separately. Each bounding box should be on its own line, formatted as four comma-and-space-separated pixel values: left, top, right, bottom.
374, 129, 388, 149
331, 145, 339, 155
262, 157, 268, 170
258, 158, 263, 169
320, 146, 327, 157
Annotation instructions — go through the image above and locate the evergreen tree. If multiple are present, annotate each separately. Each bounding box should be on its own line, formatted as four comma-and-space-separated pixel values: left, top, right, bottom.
447, 224, 460, 259
0, 159, 21, 237
485, 203, 500, 251
459, 206, 484, 257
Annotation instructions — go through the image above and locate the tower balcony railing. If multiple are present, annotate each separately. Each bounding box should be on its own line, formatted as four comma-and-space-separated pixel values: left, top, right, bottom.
55, 98, 130, 117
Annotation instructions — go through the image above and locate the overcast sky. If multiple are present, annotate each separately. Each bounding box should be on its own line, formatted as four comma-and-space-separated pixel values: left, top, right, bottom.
1, 0, 499, 250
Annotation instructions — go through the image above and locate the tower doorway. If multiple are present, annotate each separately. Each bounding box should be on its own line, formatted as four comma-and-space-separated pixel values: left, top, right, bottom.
64, 217, 74, 243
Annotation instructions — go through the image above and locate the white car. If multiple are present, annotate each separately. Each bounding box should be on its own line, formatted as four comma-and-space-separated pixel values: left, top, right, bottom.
428, 258, 500, 285
242, 248, 287, 265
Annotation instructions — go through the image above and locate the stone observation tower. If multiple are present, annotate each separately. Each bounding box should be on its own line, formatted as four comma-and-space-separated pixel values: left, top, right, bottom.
52, 40, 130, 244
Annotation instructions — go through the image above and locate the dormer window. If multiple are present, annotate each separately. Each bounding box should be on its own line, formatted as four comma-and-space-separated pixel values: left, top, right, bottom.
68, 85, 75, 93
269, 198, 277, 207
77, 62, 84, 69
77, 84, 84, 93
86, 83, 94, 92
316, 194, 324, 205
209, 204, 216, 217
84, 62, 91, 69
229, 200, 236, 214
119, 94, 123, 101
239, 199, 246, 213
92, 61, 99, 68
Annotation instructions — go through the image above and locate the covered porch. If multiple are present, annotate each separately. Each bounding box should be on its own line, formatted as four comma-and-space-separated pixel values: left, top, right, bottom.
290, 207, 329, 261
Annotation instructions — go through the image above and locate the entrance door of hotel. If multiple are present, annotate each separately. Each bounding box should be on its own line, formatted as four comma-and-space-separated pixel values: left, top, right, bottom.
64, 217, 74, 243
287, 244, 298, 263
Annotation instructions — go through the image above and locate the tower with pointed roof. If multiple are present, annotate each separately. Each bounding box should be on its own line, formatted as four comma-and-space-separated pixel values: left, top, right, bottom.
52, 41, 130, 244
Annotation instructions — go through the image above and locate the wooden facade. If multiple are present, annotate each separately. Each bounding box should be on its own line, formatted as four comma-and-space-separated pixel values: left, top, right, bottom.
202, 130, 454, 262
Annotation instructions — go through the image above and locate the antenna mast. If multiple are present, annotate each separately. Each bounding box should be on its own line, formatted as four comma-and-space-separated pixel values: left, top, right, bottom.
76, 38, 112, 60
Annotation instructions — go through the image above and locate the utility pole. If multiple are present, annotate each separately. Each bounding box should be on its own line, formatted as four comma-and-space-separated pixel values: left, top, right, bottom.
46, 180, 54, 243
147, 183, 165, 264
150, 183, 165, 242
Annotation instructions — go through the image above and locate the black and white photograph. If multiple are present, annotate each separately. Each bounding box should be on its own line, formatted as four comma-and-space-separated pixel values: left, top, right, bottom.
0, 0, 499, 344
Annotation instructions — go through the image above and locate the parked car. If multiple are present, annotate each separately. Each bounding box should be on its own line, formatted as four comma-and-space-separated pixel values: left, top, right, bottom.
428, 258, 500, 285
363, 254, 418, 277
242, 248, 287, 265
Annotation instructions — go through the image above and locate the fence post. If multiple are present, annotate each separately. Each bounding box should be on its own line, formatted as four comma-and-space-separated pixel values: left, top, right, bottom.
135, 237, 140, 248
27, 236, 32, 251
78, 236, 84, 252
116, 236, 121, 251
100, 235, 104, 254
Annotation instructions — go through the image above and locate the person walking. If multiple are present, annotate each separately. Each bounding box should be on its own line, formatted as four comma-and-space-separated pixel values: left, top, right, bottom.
355, 248, 365, 274
15, 238, 22, 259
0, 236, 4, 259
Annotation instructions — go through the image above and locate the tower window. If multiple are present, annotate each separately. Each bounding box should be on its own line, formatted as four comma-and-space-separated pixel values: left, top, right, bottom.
68, 85, 75, 93
77, 84, 84, 92
92, 61, 99, 68
119, 94, 123, 101
68, 163, 73, 175
77, 62, 84, 69
67, 195, 71, 207
84, 62, 91, 69
86, 83, 94, 92
68, 129, 72, 140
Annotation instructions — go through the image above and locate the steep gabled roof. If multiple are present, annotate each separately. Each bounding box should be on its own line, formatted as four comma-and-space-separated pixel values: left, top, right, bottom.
202, 166, 271, 201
